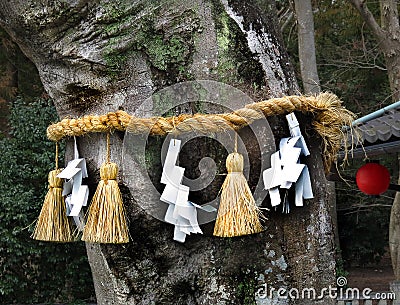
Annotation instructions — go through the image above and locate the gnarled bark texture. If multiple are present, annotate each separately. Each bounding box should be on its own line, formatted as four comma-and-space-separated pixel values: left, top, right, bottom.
0, 1, 336, 304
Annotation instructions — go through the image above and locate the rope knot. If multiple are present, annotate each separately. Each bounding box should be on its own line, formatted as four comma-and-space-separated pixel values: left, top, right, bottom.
226, 152, 244, 174
100, 162, 118, 181
48, 169, 63, 188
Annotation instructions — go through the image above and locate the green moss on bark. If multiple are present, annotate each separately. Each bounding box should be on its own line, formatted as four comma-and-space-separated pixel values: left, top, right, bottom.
211, 1, 265, 87
135, 14, 199, 83
236, 271, 257, 305
100, 2, 199, 82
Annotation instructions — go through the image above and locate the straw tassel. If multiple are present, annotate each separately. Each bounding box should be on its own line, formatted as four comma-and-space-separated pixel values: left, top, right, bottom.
213, 151, 263, 237
81, 134, 129, 243
32, 144, 73, 242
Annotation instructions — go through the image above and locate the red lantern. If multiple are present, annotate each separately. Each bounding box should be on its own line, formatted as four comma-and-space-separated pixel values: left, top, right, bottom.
356, 163, 390, 195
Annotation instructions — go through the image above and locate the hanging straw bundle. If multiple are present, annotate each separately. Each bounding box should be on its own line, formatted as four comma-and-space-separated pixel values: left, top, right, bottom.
213, 151, 263, 237
32, 144, 73, 242
81, 134, 129, 243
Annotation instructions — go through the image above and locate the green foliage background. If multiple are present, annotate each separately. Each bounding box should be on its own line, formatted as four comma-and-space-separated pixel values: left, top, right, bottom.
0, 97, 95, 303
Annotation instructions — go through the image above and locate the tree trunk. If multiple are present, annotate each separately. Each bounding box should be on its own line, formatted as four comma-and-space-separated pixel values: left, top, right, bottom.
0, 1, 336, 304
0, 32, 18, 134
293, 0, 320, 94
0, 60, 15, 134
390, 155, 400, 280
384, 28, 400, 278
378, 1, 400, 281
292, 0, 340, 259
292, 0, 340, 257
379, 0, 400, 101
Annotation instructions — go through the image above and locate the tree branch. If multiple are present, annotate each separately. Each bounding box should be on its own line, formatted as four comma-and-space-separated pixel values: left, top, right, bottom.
319, 60, 387, 71
280, 10, 294, 33
348, 0, 385, 40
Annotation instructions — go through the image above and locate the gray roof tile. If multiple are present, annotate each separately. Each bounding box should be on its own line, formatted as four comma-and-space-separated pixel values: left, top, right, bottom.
355, 109, 400, 144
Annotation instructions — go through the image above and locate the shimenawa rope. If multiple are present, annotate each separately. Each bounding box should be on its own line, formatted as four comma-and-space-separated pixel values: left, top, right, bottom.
46, 93, 356, 170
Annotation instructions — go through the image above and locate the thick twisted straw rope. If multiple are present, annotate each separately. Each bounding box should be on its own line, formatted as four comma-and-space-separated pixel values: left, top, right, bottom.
47, 93, 355, 170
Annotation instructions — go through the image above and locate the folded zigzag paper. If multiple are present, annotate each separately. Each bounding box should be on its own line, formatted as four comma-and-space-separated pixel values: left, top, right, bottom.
160, 139, 216, 242
263, 113, 313, 212
57, 137, 89, 231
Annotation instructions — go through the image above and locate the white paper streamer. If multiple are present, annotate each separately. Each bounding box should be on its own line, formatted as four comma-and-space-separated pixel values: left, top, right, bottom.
263, 113, 313, 211
57, 137, 89, 231
160, 139, 216, 242
286, 113, 310, 156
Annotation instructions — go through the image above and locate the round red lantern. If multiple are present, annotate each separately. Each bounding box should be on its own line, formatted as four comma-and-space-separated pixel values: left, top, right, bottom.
356, 163, 390, 195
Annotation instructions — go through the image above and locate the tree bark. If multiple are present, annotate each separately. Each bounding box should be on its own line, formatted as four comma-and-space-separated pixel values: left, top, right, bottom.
293, 0, 342, 253
293, 0, 320, 94
0, 31, 18, 134
390, 155, 400, 280
0, 1, 336, 304
292, 0, 340, 258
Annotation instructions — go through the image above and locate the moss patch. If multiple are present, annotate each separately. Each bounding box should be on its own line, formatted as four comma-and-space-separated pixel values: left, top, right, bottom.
211, 1, 265, 87
236, 271, 257, 305
100, 2, 199, 83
